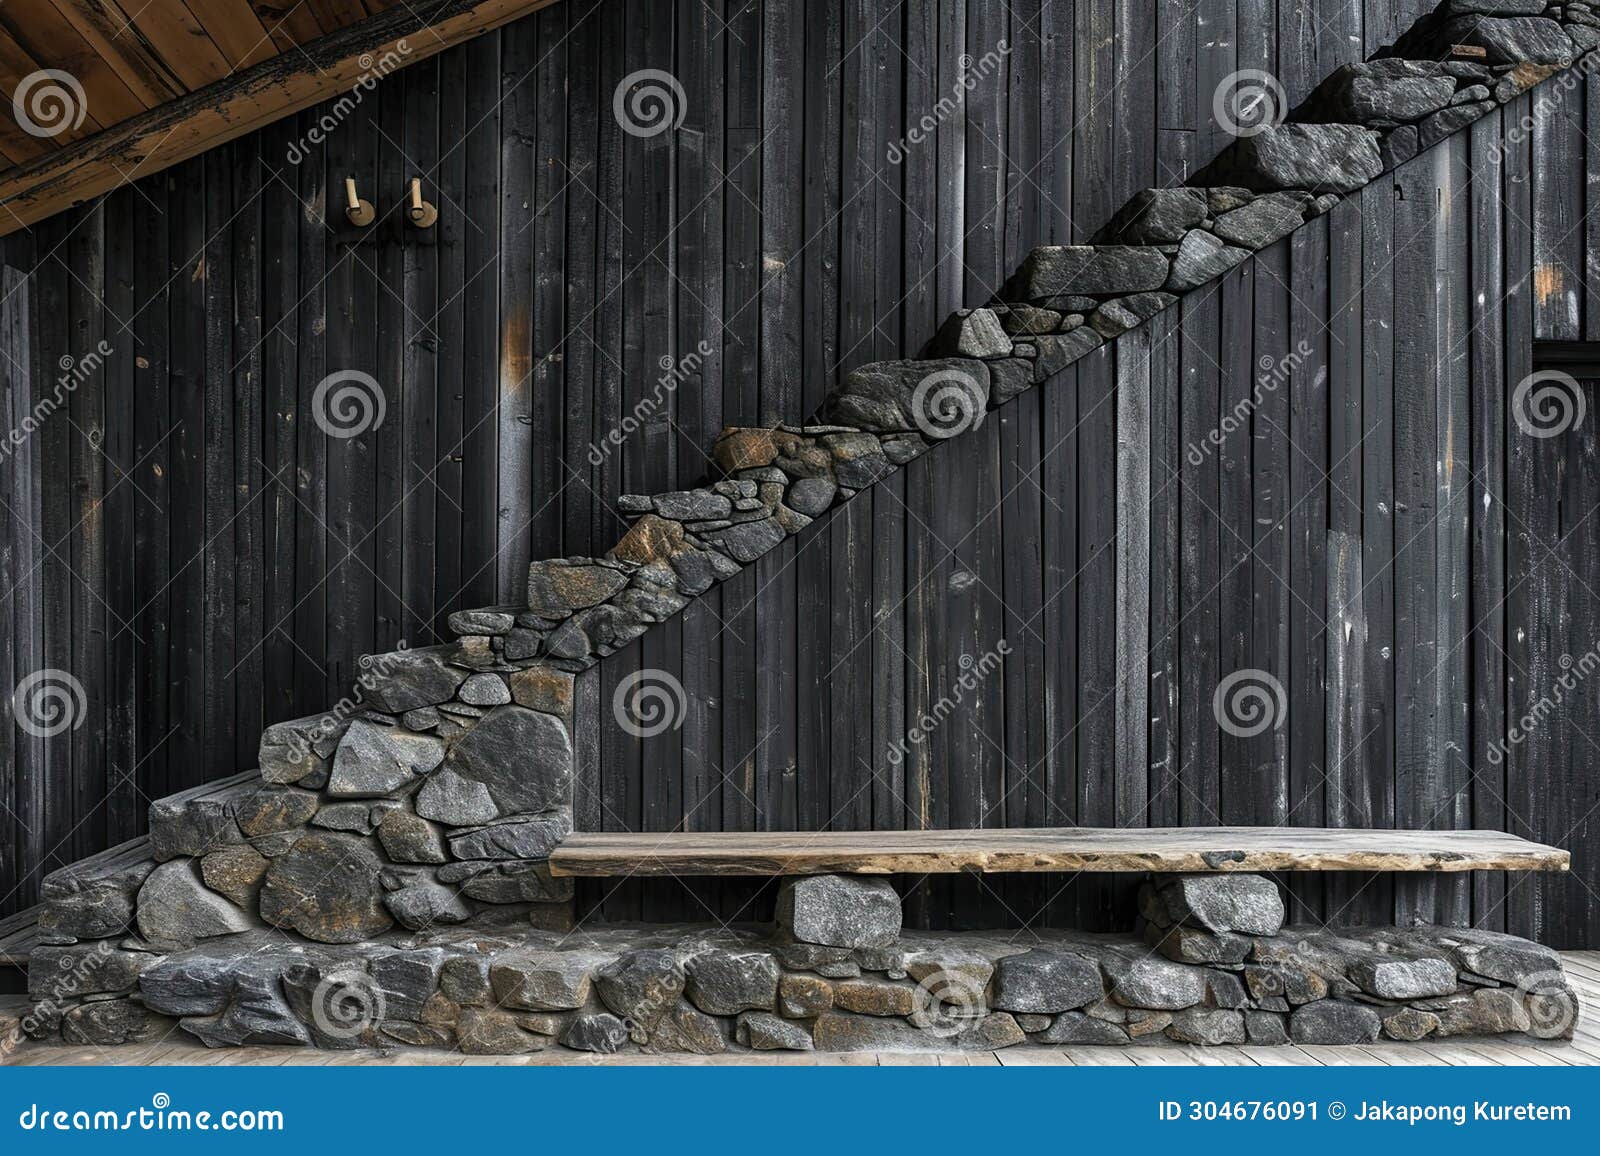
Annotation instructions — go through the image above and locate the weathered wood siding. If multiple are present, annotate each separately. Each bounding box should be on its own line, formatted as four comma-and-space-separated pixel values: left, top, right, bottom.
1, 0, 1598, 945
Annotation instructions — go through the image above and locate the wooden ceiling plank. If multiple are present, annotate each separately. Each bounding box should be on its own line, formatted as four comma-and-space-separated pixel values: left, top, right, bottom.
250, 2, 327, 50
0, 1, 146, 125
122, 1, 234, 90
0, 25, 103, 147
0, 0, 558, 234
306, 0, 370, 30
49, 1, 182, 106
181, 0, 279, 70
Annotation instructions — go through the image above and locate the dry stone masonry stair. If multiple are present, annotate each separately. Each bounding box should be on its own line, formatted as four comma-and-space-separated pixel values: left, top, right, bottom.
10, 0, 1592, 1055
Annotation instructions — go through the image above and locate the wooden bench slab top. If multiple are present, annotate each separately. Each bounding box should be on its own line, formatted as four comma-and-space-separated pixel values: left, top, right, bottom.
548, 827, 1571, 877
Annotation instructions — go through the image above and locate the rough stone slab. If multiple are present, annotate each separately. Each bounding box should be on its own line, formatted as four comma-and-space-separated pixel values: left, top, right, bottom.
1289, 1000, 1382, 1044
442, 704, 573, 816
990, 950, 1103, 1013
1095, 187, 1208, 244
736, 1010, 814, 1050
327, 720, 444, 797
447, 812, 571, 861
775, 874, 901, 948
684, 948, 781, 1015
548, 827, 1569, 876
136, 859, 260, 945
1201, 123, 1382, 194
1017, 245, 1171, 299
257, 833, 393, 944
361, 648, 469, 713
39, 837, 156, 939
822, 358, 991, 434
1151, 873, 1286, 934
491, 950, 614, 1011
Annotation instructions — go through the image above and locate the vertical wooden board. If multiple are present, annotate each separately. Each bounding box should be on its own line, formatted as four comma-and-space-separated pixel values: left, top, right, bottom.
1076, 345, 1118, 929
66, 204, 108, 862
1177, 284, 1221, 826
1502, 100, 1544, 941
1392, 148, 1444, 926
1038, 362, 1080, 923
165, 163, 207, 787
1559, 383, 1600, 946
1434, 134, 1474, 927
229, 140, 265, 771
528, 2, 567, 559
1249, 241, 1290, 829
459, 31, 503, 611
497, 16, 538, 595
1324, 195, 1371, 925
0, 262, 37, 907
961, 0, 1008, 929
1530, 58, 1583, 339
259, 119, 301, 726
1466, 112, 1507, 932
1355, 174, 1396, 927
400, 60, 441, 643
1588, 73, 1600, 339
902, 449, 941, 926
829, 499, 874, 834
1192, 0, 1236, 164
1072, 0, 1116, 239
1035, 0, 1073, 242
432, 48, 468, 635
132, 174, 174, 806
1114, 328, 1151, 827
1111, 0, 1155, 212
716, 568, 760, 921
1287, 217, 1329, 924
559, 3, 600, 557
373, 61, 408, 652
290, 110, 328, 720
1146, 310, 1180, 828
29, 225, 70, 873
1004, 0, 1042, 263
201, 149, 237, 791
100, 189, 140, 847
1216, 261, 1254, 825
674, 0, 726, 878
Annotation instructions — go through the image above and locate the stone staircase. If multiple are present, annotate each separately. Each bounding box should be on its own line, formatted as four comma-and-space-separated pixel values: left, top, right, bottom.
7, 0, 1596, 1056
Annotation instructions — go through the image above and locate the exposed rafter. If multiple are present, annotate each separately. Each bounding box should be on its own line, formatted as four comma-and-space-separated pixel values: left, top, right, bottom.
0, 0, 558, 236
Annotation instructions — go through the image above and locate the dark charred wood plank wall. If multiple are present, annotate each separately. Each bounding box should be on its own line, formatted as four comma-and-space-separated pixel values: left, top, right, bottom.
1, 0, 1599, 946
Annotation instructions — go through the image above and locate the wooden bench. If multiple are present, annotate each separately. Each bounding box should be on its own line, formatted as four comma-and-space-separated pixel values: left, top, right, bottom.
548, 826, 1570, 877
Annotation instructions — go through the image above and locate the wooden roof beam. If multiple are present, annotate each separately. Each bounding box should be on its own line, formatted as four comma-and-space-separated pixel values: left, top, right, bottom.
0, 0, 559, 236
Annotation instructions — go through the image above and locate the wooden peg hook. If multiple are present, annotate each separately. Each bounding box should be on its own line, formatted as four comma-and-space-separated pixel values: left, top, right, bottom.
344, 176, 375, 227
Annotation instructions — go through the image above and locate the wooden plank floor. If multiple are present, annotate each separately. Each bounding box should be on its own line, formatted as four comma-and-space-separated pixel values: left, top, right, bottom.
5, 951, 1598, 1068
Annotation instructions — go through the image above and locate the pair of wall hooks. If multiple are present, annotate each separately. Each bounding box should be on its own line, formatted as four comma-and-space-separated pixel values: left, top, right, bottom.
343, 176, 437, 228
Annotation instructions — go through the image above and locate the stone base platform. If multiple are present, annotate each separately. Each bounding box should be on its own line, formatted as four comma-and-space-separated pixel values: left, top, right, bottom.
12, 873, 1580, 1056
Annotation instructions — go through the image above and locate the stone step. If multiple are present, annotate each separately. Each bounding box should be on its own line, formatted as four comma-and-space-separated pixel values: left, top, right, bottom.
15, 873, 1580, 1054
